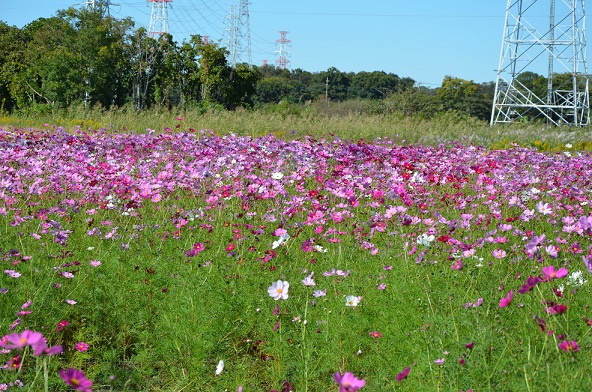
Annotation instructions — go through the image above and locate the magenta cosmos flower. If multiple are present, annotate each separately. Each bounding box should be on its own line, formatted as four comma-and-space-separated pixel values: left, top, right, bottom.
4, 330, 44, 349
542, 265, 568, 279
268, 280, 289, 300
59, 368, 93, 392
558, 340, 580, 352
499, 290, 514, 308
395, 366, 410, 382
334, 371, 366, 391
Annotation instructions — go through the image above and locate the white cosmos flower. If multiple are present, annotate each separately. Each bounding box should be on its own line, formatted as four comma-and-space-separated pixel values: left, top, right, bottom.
271, 172, 284, 180
345, 295, 359, 307
416, 233, 435, 247
272, 233, 290, 249
215, 360, 224, 375
268, 280, 290, 300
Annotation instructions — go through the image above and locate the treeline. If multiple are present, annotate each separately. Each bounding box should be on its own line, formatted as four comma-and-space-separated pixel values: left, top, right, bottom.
1, 7, 565, 122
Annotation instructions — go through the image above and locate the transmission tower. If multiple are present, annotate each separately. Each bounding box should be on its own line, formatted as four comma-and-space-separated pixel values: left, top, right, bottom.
275, 31, 291, 70
148, 0, 172, 38
226, 1, 252, 68
226, 5, 239, 67
84, 0, 112, 16
239, 0, 252, 68
491, 0, 589, 126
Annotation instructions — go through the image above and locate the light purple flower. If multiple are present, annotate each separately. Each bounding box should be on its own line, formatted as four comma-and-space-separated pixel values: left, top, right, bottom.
301, 272, 315, 287
312, 289, 326, 297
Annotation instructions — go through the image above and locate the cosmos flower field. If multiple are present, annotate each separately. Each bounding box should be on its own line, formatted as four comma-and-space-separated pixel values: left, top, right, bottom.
1, 124, 592, 391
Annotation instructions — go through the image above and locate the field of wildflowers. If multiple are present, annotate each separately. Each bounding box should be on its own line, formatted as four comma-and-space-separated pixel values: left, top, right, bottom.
1, 123, 592, 391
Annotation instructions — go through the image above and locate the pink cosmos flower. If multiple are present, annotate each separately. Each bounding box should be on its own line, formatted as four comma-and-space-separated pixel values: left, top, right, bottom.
4, 330, 44, 349
492, 249, 506, 259
499, 290, 514, 308
32, 342, 63, 356
59, 368, 93, 392
558, 340, 580, 352
56, 320, 70, 332
542, 265, 568, 279
369, 331, 382, 338
395, 366, 410, 381
268, 280, 289, 300
74, 342, 89, 352
334, 371, 365, 391
451, 259, 463, 270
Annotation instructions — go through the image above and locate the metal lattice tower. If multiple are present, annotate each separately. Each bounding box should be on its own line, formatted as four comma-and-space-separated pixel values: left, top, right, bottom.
84, 0, 112, 16
239, 0, 252, 68
491, 0, 589, 126
275, 31, 291, 70
226, 1, 252, 68
226, 5, 239, 67
148, 0, 172, 38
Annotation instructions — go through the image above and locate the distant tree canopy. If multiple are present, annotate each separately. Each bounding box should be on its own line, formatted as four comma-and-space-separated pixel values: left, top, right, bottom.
2, 7, 583, 122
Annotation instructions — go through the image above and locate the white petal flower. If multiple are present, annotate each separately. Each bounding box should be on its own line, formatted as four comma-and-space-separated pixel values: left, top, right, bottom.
345, 295, 359, 307
268, 280, 290, 300
215, 360, 224, 375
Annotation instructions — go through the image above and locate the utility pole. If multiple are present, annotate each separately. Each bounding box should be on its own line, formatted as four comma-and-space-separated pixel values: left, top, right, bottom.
491, 0, 589, 126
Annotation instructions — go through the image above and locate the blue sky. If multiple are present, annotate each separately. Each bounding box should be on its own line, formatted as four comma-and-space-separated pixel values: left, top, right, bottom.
2, 1, 513, 86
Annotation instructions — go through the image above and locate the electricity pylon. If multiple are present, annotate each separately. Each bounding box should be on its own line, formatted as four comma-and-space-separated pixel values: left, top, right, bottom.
491, 0, 589, 126
148, 0, 172, 38
275, 31, 291, 70
84, 0, 112, 16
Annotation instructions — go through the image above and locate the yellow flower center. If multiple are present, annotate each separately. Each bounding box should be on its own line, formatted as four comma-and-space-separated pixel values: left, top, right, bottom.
277, 289, 283, 293
71, 378, 80, 386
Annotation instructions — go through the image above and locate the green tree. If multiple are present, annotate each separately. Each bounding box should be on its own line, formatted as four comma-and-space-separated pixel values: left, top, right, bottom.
0, 22, 25, 111
59, 8, 134, 108
349, 71, 414, 100
437, 75, 491, 120
254, 76, 293, 104
196, 41, 230, 105
515, 71, 547, 100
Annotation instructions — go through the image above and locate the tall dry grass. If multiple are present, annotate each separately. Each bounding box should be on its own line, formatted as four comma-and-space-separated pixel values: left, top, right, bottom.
2, 101, 592, 150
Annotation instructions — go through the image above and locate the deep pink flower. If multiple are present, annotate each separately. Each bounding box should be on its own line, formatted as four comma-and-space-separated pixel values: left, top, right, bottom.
499, 290, 513, 308
558, 340, 580, 352
56, 320, 70, 332
74, 342, 89, 352
395, 366, 410, 382
59, 368, 93, 392
542, 265, 568, 279
369, 331, 382, 339
334, 371, 365, 391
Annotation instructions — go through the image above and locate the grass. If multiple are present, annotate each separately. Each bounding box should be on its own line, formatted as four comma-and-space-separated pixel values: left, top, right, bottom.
0, 114, 591, 391
2, 102, 592, 150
